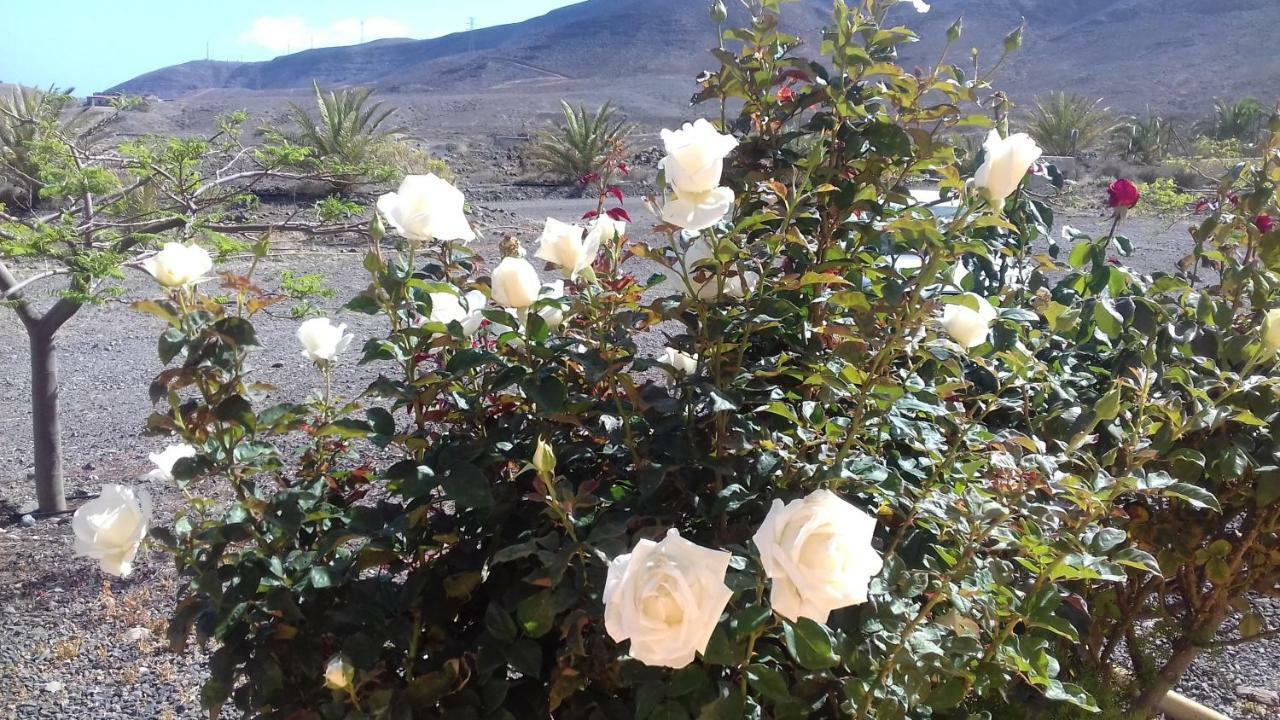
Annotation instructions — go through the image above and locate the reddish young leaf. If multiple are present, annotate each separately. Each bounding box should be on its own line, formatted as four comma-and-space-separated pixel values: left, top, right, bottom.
606, 207, 631, 222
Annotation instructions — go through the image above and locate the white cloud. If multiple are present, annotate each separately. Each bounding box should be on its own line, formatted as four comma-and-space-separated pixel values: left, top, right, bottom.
240, 16, 413, 54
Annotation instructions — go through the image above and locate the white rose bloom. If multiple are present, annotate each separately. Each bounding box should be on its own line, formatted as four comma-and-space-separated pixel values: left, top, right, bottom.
536, 280, 567, 331
491, 257, 542, 310
145, 443, 197, 482
324, 655, 354, 690
1263, 309, 1280, 351
142, 243, 213, 288
297, 317, 353, 364
72, 484, 152, 578
662, 187, 736, 232
376, 174, 476, 244
534, 218, 599, 280
941, 293, 999, 349
659, 119, 739, 195
973, 130, 1043, 210
752, 489, 883, 623
603, 529, 734, 668
660, 347, 698, 381
585, 215, 627, 249
421, 289, 487, 337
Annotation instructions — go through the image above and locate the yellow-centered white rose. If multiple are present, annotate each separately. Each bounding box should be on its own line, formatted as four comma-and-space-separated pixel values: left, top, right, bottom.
1263, 309, 1280, 351
143, 243, 213, 288
535, 218, 599, 280
661, 347, 698, 377
490, 257, 542, 310
297, 317, 353, 364
145, 443, 197, 482
72, 484, 151, 578
753, 489, 883, 623
941, 293, 998, 349
585, 215, 627, 249
376, 174, 475, 243
973, 130, 1042, 210
662, 187, 737, 232
603, 529, 733, 668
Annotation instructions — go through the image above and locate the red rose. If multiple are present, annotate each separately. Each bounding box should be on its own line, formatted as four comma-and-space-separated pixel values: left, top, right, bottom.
1107, 179, 1141, 210
1255, 214, 1276, 234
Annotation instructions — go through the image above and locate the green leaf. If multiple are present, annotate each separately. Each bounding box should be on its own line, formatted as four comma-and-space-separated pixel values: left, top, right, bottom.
516, 590, 554, 638
439, 460, 493, 510
783, 618, 839, 670
745, 664, 790, 703
1163, 483, 1221, 513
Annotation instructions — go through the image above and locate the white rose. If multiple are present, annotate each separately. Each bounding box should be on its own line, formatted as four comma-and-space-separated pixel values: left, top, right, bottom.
297, 317, 353, 364
660, 348, 698, 385
941, 293, 998, 349
973, 130, 1043, 210
662, 187, 736, 232
907, 0, 931, 12
142, 243, 212, 288
491, 257, 542, 310
752, 489, 883, 623
376, 174, 475, 244
145, 443, 196, 482
1263, 308, 1280, 351
603, 529, 734, 668
536, 280, 567, 330
534, 218, 598, 280
659, 119, 739, 195
420, 289, 487, 337
585, 215, 627, 249
72, 484, 151, 578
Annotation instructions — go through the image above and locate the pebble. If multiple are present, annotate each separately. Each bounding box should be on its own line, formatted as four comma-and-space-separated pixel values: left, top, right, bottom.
44, 681, 63, 693
123, 627, 152, 643
20, 514, 36, 526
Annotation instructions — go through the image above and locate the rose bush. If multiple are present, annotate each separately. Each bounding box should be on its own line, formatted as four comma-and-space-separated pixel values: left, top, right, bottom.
78, 0, 1280, 718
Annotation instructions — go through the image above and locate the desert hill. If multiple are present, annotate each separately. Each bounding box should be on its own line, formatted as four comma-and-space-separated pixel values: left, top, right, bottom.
107, 0, 1280, 116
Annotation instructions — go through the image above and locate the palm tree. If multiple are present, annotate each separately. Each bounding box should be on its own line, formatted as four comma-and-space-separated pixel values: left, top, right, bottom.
1025, 92, 1116, 158
285, 82, 400, 191
1198, 98, 1267, 143
530, 101, 634, 184
0, 86, 91, 208
1112, 111, 1178, 164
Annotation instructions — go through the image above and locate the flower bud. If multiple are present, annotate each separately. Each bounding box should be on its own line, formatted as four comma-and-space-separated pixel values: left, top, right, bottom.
532, 438, 556, 477
1003, 21, 1025, 53
1262, 308, 1280, 352
710, 0, 728, 24
324, 655, 354, 691
947, 16, 963, 42
369, 213, 385, 243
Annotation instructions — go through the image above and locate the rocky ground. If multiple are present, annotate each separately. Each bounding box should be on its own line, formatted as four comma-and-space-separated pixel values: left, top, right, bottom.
0, 180, 1274, 718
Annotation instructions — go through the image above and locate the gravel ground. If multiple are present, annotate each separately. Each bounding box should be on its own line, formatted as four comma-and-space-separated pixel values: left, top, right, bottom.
1, 196, 1272, 719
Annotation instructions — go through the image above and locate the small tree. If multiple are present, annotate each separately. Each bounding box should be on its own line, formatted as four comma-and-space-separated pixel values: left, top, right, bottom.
530, 100, 634, 184
1112, 111, 1177, 164
0, 99, 362, 513
1197, 97, 1267, 144
1025, 91, 1115, 157
0, 86, 114, 209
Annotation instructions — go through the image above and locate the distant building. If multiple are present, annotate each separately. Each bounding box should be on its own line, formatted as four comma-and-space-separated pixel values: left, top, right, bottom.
84, 93, 122, 107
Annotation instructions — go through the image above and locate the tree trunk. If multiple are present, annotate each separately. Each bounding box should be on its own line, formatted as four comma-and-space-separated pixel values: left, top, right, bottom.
30, 327, 65, 513
1131, 639, 1203, 719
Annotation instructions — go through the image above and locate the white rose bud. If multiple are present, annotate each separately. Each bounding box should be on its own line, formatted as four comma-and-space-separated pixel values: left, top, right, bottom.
752, 489, 883, 623
72, 484, 151, 578
324, 654, 354, 691
536, 280, 567, 331
297, 317, 353, 364
421, 289, 487, 337
660, 347, 699, 379
491, 257, 542, 310
604, 529, 734, 668
145, 443, 197, 483
941, 293, 998, 349
662, 187, 736, 232
1263, 309, 1280, 352
532, 438, 556, 477
376, 174, 476, 244
535, 218, 599, 280
659, 119, 739, 195
142, 243, 213, 288
973, 130, 1042, 210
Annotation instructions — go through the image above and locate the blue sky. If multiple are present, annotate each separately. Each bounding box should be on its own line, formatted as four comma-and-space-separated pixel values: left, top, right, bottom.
1, 0, 577, 92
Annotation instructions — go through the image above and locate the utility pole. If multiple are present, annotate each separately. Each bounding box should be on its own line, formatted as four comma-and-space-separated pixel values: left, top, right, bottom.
206, 40, 210, 61
361, 20, 366, 44
467, 17, 476, 53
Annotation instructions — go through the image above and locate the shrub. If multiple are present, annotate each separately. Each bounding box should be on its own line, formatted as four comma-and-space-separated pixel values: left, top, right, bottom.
1134, 177, 1195, 215
93, 1, 1280, 719
1025, 91, 1115, 157
1198, 97, 1267, 144
0, 85, 115, 208
282, 82, 405, 192
1112, 112, 1176, 164
529, 100, 634, 184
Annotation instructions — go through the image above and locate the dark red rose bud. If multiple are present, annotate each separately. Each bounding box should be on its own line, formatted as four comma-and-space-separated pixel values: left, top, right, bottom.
1255, 214, 1276, 234
1107, 179, 1141, 210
